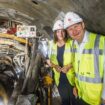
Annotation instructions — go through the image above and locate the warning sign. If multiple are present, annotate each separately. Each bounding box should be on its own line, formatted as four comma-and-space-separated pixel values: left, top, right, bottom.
16, 25, 36, 38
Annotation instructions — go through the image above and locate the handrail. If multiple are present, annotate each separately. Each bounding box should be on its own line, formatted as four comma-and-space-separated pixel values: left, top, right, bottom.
0, 33, 32, 46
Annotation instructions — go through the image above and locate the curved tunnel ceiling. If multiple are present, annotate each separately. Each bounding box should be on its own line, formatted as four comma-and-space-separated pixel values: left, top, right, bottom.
0, 0, 105, 35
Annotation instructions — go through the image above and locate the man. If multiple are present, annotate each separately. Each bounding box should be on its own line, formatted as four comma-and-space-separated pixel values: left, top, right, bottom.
64, 11, 105, 105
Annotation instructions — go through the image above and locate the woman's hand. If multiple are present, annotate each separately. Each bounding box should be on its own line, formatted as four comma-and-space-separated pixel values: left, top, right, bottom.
53, 64, 62, 72
46, 59, 52, 67
61, 64, 73, 73
50, 62, 61, 72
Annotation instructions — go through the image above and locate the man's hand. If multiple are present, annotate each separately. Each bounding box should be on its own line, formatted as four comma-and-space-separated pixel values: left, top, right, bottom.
73, 87, 78, 98
102, 99, 105, 104
61, 64, 73, 73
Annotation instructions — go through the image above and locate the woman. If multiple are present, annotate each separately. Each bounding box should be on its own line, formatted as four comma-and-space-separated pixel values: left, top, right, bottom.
46, 20, 76, 105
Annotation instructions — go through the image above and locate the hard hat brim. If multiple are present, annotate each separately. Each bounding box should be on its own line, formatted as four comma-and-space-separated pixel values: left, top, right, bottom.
64, 19, 83, 29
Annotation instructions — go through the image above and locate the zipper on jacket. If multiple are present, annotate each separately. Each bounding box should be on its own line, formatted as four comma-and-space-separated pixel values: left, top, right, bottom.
78, 60, 83, 98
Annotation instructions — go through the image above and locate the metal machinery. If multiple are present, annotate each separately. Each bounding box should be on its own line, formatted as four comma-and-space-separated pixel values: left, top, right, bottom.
0, 32, 61, 105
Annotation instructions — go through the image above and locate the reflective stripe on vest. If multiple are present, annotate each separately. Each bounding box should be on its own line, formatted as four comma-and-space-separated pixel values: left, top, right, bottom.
75, 73, 103, 83
71, 48, 103, 55
75, 35, 103, 83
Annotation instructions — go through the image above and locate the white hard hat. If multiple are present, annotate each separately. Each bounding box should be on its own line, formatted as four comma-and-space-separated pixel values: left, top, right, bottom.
53, 20, 64, 32
64, 12, 83, 29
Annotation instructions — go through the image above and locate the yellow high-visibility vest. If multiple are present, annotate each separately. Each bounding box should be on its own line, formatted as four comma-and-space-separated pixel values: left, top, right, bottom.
74, 33, 105, 105
50, 39, 75, 86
